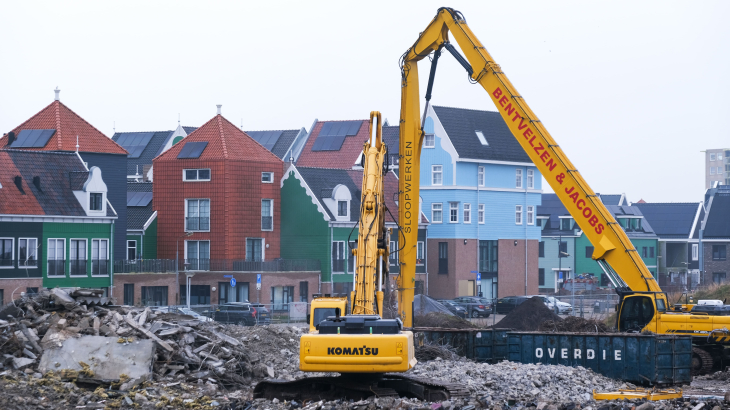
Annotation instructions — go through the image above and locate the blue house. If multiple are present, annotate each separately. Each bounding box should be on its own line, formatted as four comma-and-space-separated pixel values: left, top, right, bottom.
421, 106, 542, 300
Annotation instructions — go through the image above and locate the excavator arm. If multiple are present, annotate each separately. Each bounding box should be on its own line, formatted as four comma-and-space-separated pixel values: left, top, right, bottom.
398, 8, 663, 327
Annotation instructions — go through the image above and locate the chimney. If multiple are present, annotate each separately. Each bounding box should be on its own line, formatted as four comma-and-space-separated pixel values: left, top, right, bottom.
14, 176, 25, 194
33, 176, 42, 192
216, 104, 222, 115
6, 132, 15, 146
54, 87, 60, 101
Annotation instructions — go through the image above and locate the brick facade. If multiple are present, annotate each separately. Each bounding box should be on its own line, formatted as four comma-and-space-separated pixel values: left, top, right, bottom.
498, 239, 539, 298
0, 278, 44, 304
703, 242, 730, 281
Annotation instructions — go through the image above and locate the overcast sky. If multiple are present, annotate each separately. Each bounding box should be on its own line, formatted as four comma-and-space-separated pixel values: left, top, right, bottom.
2, 1, 728, 203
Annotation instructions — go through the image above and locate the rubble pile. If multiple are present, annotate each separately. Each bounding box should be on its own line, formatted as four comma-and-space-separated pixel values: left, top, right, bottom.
414, 339, 460, 361
539, 316, 612, 333
493, 297, 562, 330
414, 312, 477, 329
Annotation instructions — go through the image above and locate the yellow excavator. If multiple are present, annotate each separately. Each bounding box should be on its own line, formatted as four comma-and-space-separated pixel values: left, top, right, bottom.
255, 6, 729, 401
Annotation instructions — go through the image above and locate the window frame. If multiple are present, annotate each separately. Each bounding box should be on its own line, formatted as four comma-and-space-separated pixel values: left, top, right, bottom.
449, 202, 459, 224
261, 172, 274, 183
261, 199, 274, 231
432, 165, 443, 186
463, 203, 471, 224
69, 238, 88, 277
89, 192, 104, 211
423, 133, 435, 148
18, 238, 38, 268
183, 169, 212, 182
246, 238, 264, 262
332, 241, 346, 273
186, 240, 211, 270
527, 169, 534, 189
416, 241, 425, 266
47, 238, 66, 277
185, 198, 211, 232
478, 166, 485, 186
527, 205, 534, 225
710, 153, 716, 161
127, 240, 137, 260
538, 241, 545, 258
478, 204, 485, 224
432, 203, 443, 224
712, 245, 727, 261
710, 167, 716, 175
0, 238, 14, 269
91, 238, 109, 277
515, 205, 523, 225
438, 242, 448, 274
692, 244, 699, 261
586, 246, 595, 258
337, 200, 348, 217
515, 169, 523, 189
389, 241, 398, 266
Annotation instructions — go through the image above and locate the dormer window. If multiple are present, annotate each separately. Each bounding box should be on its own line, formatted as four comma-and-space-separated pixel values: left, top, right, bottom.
90, 193, 103, 211
327, 185, 352, 221
338, 200, 348, 217
560, 217, 573, 231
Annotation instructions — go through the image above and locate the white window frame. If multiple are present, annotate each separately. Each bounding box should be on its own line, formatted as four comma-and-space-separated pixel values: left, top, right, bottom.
515, 169, 523, 189
432, 165, 443, 186
527, 205, 535, 225
47, 238, 66, 277
449, 202, 459, 224
710, 153, 716, 161
332, 241, 345, 273
69, 238, 88, 277
89, 192, 104, 211
186, 240, 212, 269
185, 199, 211, 232
527, 169, 534, 189
432, 203, 443, 223
719, 154, 724, 161
711, 167, 716, 175
261, 172, 274, 183
719, 167, 724, 175
18, 238, 38, 267
423, 133, 435, 148
337, 200, 348, 218
478, 204, 485, 224
246, 238, 265, 262
463, 203, 471, 224
416, 241, 425, 266
515, 205, 523, 225
0, 238, 14, 269
389, 241, 398, 266
478, 166, 485, 186
261, 199, 274, 231
91, 239, 109, 277
475, 130, 488, 146
127, 240, 137, 260
692, 244, 699, 261
183, 169, 211, 181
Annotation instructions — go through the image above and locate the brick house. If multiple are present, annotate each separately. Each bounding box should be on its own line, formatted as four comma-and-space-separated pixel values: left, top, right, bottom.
699, 184, 730, 284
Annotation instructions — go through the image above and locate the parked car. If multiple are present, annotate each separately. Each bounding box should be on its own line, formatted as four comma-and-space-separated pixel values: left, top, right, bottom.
213, 302, 258, 326
173, 307, 214, 322
528, 295, 573, 315
452, 297, 492, 318
437, 300, 469, 318
494, 296, 530, 314
250, 303, 271, 324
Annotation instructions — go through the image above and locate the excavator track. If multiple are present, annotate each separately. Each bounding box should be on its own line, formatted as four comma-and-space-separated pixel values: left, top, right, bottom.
253, 373, 469, 402
691, 347, 714, 375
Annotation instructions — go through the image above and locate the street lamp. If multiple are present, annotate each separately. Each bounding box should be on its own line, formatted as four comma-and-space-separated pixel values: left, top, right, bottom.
176, 232, 193, 306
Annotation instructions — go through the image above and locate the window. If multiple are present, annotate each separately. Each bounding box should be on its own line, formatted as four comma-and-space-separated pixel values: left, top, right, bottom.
560, 218, 573, 231
450, 202, 459, 223
91, 239, 109, 276
478, 166, 485, 186
26, 287, 38, 296
424, 133, 435, 148
642, 247, 648, 258
141, 286, 168, 306
719, 167, 724, 175
586, 246, 594, 258
475, 130, 488, 145
18, 238, 38, 267
219, 282, 249, 303
47, 239, 65, 276
527, 205, 534, 225
271, 286, 294, 311
416, 241, 424, 265
261, 172, 273, 183
515, 169, 523, 188
432, 203, 443, 223
527, 169, 534, 189
478, 204, 485, 224
180, 285, 211, 305
710, 153, 716, 161
300, 281, 309, 302
710, 167, 716, 175
649, 247, 655, 258
515, 205, 523, 225
438, 242, 448, 274
479, 240, 498, 272
332, 241, 345, 272
389, 241, 398, 266
348, 241, 357, 273
539, 268, 545, 286
539, 241, 545, 258
719, 154, 724, 161
127, 240, 137, 260
183, 169, 211, 181
463, 203, 471, 223
692, 244, 699, 261
337, 200, 348, 217
69, 239, 87, 276
712, 245, 727, 261
713, 272, 726, 284
0, 239, 13, 268
90, 193, 103, 211
123, 284, 134, 306
432, 165, 443, 185
558, 241, 568, 257
187, 240, 210, 270
261, 199, 273, 231
186, 199, 210, 231
246, 238, 263, 262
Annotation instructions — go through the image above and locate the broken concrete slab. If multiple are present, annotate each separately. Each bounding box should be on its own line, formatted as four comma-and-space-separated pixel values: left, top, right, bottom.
39, 335, 154, 382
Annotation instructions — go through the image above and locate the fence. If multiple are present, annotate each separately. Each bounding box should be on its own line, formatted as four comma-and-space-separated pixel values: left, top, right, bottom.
153, 302, 311, 325
113, 258, 320, 274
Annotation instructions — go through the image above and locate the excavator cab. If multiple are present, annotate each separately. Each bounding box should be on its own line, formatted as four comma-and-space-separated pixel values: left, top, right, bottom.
618, 294, 665, 332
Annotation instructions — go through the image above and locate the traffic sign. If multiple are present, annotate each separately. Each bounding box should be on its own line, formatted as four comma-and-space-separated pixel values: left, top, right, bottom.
223, 275, 233, 278
470, 270, 478, 273
230, 278, 236, 287
476, 272, 481, 281
256, 274, 262, 290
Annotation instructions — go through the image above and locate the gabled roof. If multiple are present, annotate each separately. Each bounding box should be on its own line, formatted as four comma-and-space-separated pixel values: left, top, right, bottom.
127, 182, 154, 230
155, 115, 282, 163
631, 202, 702, 239
1, 101, 127, 155
432, 106, 531, 163
244, 129, 301, 160
537, 193, 573, 236
0, 150, 90, 216
296, 120, 368, 169
598, 194, 626, 206
113, 130, 173, 175
702, 185, 730, 239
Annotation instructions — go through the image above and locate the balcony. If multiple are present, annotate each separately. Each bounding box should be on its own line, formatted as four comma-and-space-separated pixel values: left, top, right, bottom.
113, 258, 320, 274
185, 217, 210, 231
0, 258, 12, 268
48, 260, 66, 276
92, 259, 110, 276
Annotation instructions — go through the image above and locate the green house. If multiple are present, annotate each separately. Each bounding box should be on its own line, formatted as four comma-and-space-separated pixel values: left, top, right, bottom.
281, 165, 429, 295
0, 151, 117, 299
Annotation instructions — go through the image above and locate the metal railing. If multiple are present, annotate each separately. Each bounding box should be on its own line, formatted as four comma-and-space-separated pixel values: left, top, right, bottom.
69, 259, 87, 276
151, 302, 311, 325
113, 258, 320, 274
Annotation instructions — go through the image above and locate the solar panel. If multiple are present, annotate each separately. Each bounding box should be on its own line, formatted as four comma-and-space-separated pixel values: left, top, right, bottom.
247, 130, 282, 151
116, 132, 155, 159
11, 129, 56, 148
311, 121, 363, 152
127, 192, 153, 207
177, 141, 208, 159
